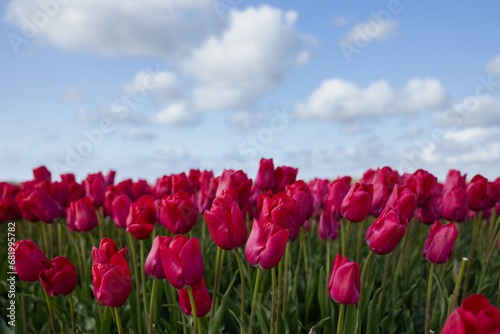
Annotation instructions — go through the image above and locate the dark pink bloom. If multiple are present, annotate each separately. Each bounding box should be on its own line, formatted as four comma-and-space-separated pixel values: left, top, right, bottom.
171, 173, 195, 196
366, 207, 408, 255
328, 254, 360, 305
216, 170, 252, 210
33, 165, 51, 183
153, 175, 172, 199
273, 166, 298, 194
340, 183, 373, 223
245, 218, 289, 270
39, 256, 77, 296
67, 196, 99, 232
422, 220, 459, 264
145, 236, 173, 279
126, 195, 156, 240
255, 158, 276, 191
112, 194, 132, 229
13, 239, 48, 282
385, 185, 417, 221
159, 191, 197, 234
179, 278, 211, 317
318, 211, 339, 241
84, 172, 105, 207
324, 177, 351, 217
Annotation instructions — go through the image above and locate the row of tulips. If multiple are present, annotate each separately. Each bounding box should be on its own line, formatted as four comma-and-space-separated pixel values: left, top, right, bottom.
2, 159, 500, 333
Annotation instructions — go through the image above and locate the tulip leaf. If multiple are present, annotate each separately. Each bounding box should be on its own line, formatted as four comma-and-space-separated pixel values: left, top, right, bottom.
317, 267, 326, 317
343, 304, 358, 334
208, 270, 239, 334
305, 264, 318, 321
228, 309, 248, 333
366, 287, 383, 334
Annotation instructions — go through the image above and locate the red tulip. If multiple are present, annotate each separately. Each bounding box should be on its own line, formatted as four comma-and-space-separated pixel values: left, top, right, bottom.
324, 177, 351, 217
416, 197, 440, 225
126, 195, 156, 240
366, 207, 408, 255
443, 169, 467, 193
116, 179, 136, 201
204, 192, 248, 250
440, 187, 468, 222
318, 211, 339, 241
197, 171, 217, 214
309, 178, 329, 219
159, 191, 197, 234
259, 192, 296, 241
133, 179, 151, 199
341, 183, 373, 223
216, 170, 252, 210
422, 220, 459, 264
33, 165, 51, 183
160, 235, 204, 289
245, 218, 289, 270
360, 169, 375, 184
112, 194, 132, 229
255, 158, 276, 191
188, 169, 202, 190
68, 181, 86, 203
403, 170, 438, 207
13, 239, 48, 282
385, 185, 417, 221
104, 170, 116, 188
273, 166, 298, 193
179, 278, 212, 317
92, 238, 131, 307
153, 175, 172, 199
442, 294, 500, 334
286, 180, 314, 226
39, 256, 78, 296
328, 254, 360, 305
171, 172, 195, 196
84, 172, 105, 207
67, 196, 98, 232
145, 235, 173, 279
467, 175, 498, 212
0, 197, 22, 220
17, 190, 62, 223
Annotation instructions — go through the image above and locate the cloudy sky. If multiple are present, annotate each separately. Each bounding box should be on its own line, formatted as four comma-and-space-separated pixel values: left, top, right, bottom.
1, 0, 500, 183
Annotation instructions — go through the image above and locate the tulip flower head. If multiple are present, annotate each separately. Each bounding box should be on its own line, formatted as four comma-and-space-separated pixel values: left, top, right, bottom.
255, 158, 276, 191
422, 220, 459, 264
145, 235, 173, 279
366, 207, 408, 255
179, 278, 212, 317
245, 218, 289, 270
328, 254, 360, 305
126, 195, 156, 240
66, 196, 99, 232
39, 256, 78, 296
13, 239, 48, 282
340, 182, 373, 223
159, 191, 197, 234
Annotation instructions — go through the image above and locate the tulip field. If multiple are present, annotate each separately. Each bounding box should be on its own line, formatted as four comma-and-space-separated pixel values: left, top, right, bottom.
2, 160, 500, 333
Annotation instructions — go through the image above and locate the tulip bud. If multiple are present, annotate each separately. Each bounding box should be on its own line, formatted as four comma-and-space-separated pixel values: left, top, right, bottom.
17, 190, 63, 223
33, 165, 51, 183
126, 195, 156, 240
116, 179, 136, 201
67, 196, 99, 232
179, 278, 212, 317
309, 178, 329, 219
153, 175, 172, 199
84, 173, 105, 207
104, 170, 116, 188
0, 196, 22, 220
255, 158, 276, 191
13, 239, 48, 282
197, 171, 217, 213
216, 170, 252, 210
112, 194, 132, 229
440, 187, 468, 222
324, 177, 352, 217
245, 218, 289, 270
205, 192, 248, 250
260, 193, 297, 241
160, 235, 204, 289
328, 254, 360, 305
39, 256, 78, 296
318, 211, 339, 241
403, 170, 438, 207
145, 236, 173, 279
341, 183, 373, 223
159, 191, 197, 234
133, 179, 151, 199
188, 169, 202, 190
443, 169, 466, 193
171, 172, 195, 196
385, 185, 417, 221
273, 166, 298, 193
422, 220, 459, 264
366, 207, 408, 255
92, 238, 131, 307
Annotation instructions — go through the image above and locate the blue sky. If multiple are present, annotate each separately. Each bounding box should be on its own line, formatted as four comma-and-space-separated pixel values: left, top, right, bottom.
1, 0, 500, 183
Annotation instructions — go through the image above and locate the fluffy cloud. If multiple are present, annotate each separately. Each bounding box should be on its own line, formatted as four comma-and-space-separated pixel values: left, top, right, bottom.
124, 127, 156, 141
228, 111, 267, 131
182, 5, 313, 111
152, 101, 199, 126
123, 70, 183, 103
341, 19, 399, 45
294, 77, 448, 122
434, 95, 500, 128
330, 15, 351, 26
5, 0, 222, 60
485, 55, 500, 76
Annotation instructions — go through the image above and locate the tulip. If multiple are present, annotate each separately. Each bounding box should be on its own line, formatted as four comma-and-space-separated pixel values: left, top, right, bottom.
0, 197, 22, 220
103, 185, 118, 217
328, 254, 360, 305
341, 183, 373, 223
159, 191, 197, 234
197, 171, 217, 213
145, 236, 173, 279
179, 278, 212, 317
416, 197, 440, 225
61, 173, 76, 184
160, 235, 204, 289
216, 170, 252, 210
286, 180, 314, 227
403, 170, 438, 207
309, 178, 329, 219
84, 172, 105, 207
204, 192, 248, 250
188, 169, 201, 190
324, 176, 352, 217
33, 165, 51, 183
116, 179, 136, 201
422, 220, 459, 264
92, 238, 131, 307
66, 196, 99, 232
68, 181, 86, 203
259, 192, 296, 240
13, 239, 48, 282
442, 294, 500, 334
104, 170, 116, 188
366, 207, 408, 255
318, 210, 339, 241
153, 175, 172, 199
273, 166, 298, 193
440, 187, 468, 222
255, 158, 276, 191
133, 179, 151, 199
126, 195, 156, 240
360, 169, 375, 184
245, 218, 289, 270
467, 175, 498, 212
17, 190, 62, 223
39, 256, 78, 296
443, 169, 467, 193
171, 172, 195, 196
385, 185, 417, 221
112, 194, 132, 229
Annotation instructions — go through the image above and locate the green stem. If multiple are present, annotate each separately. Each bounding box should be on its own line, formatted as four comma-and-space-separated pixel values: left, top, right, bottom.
210, 247, 223, 321
114, 307, 125, 334
126, 233, 143, 334
67, 230, 85, 284
140, 240, 149, 313
357, 250, 374, 314
343, 221, 352, 257
340, 219, 345, 259
392, 233, 408, 301
425, 262, 436, 334
43, 288, 57, 334
248, 269, 262, 334
337, 304, 345, 334
21, 296, 27, 334
148, 279, 158, 334
188, 286, 199, 334
293, 230, 304, 294
451, 257, 468, 313
98, 207, 104, 241
276, 258, 283, 334
478, 227, 500, 291
377, 254, 390, 309
464, 212, 481, 297
325, 241, 331, 315
77, 232, 87, 279
302, 227, 310, 281
356, 218, 367, 263
234, 249, 246, 333
497, 274, 500, 311
57, 222, 63, 256
282, 243, 291, 317
270, 267, 276, 334
69, 294, 76, 334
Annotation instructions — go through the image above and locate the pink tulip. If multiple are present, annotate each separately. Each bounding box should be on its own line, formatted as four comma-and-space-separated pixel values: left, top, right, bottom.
422, 220, 459, 264
328, 254, 360, 305
67, 196, 99, 232
159, 191, 197, 234
126, 195, 156, 240
255, 158, 276, 191
111, 194, 132, 229
179, 278, 212, 317
245, 218, 289, 270
13, 239, 48, 282
39, 256, 77, 296
318, 211, 339, 241
145, 236, 173, 279
366, 207, 408, 255
341, 183, 373, 223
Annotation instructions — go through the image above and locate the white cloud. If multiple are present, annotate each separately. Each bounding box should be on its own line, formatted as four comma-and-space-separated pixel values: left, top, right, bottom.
342, 19, 399, 45
63, 87, 85, 103
182, 5, 313, 111
485, 55, 500, 76
124, 127, 156, 140
123, 70, 183, 103
228, 110, 267, 131
434, 95, 500, 128
152, 101, 199, 126
294, 77, 448, 121
331, 15, 351, 26
5, 0, 222, 60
